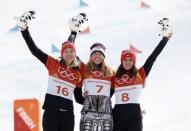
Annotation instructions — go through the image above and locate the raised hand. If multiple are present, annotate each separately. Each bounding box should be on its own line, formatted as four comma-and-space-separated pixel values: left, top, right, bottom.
68, 13, 88, 33
158, 18, 173, 38
15, 10, 36, 30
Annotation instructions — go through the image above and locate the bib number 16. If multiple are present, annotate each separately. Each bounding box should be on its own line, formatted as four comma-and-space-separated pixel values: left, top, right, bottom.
57, 86, 69, 96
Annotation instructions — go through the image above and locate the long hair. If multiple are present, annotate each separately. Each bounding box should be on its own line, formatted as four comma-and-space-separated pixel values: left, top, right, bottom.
115, 63, 137, 79
86, 59, 113, 77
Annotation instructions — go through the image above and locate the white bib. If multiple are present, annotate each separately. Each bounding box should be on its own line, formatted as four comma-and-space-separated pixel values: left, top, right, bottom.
47, 76, 75, 101
83, 79, 111, 97
115, 84, 143, 104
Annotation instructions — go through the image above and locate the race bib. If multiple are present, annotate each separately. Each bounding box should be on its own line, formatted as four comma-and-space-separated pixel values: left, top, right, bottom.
83, 79, 111, 97
115, 84, 143, 104
47, 76, 75, 101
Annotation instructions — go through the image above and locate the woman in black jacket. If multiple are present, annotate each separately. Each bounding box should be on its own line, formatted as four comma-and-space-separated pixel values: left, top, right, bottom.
15, 11, 86, 131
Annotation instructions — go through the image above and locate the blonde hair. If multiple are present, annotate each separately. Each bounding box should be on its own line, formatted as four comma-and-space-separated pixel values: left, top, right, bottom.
86, 59, 114, 77
60, 57, 79, 69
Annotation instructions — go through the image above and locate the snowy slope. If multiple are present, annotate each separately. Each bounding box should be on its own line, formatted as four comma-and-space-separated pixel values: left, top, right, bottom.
1, 0, 191, 131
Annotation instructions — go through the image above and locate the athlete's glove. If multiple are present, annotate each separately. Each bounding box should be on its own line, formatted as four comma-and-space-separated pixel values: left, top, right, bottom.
68, 13, 88, 33
158, 18, 173, 38
15, 10, 35, 30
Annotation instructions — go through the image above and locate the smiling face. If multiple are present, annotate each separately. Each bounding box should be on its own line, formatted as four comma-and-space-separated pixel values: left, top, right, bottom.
90, 51, 104, 65
61, 48, 75, 66
122, 56, 135, 70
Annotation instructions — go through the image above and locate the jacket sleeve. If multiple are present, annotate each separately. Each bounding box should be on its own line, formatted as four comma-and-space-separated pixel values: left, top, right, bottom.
143, 37, 169, 77
21, 29, 48, 65
110, 88, 115, 98
69, 31, 84, 105
74, 87, 84, 105
68, 31, 77, 43
110, 74, 115, 98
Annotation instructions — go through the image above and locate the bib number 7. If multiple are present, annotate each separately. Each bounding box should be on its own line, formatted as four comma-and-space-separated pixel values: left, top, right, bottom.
96, 85, 103, 93
83, 85, 104, 96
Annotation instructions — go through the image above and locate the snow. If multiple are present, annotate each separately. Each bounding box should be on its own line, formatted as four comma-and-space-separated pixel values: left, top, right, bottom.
1, 0, 191, 131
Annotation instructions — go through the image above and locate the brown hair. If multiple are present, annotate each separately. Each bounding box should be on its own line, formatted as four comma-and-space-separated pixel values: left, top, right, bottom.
115, 63, 137, 79
86, 59, 113, 77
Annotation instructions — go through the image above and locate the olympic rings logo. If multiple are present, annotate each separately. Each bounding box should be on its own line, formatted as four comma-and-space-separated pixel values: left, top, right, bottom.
115, 74, 135, 84
92, 70, 105, 77
58, 66, 78, 80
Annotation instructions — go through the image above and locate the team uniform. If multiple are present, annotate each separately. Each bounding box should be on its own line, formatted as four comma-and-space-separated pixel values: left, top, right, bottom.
79, 63, 114, 131
112, 37, 169, 131
21, 29, 83, 131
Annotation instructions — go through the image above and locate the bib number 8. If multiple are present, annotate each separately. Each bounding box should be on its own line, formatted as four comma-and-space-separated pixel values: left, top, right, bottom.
121, 93, 129, 102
